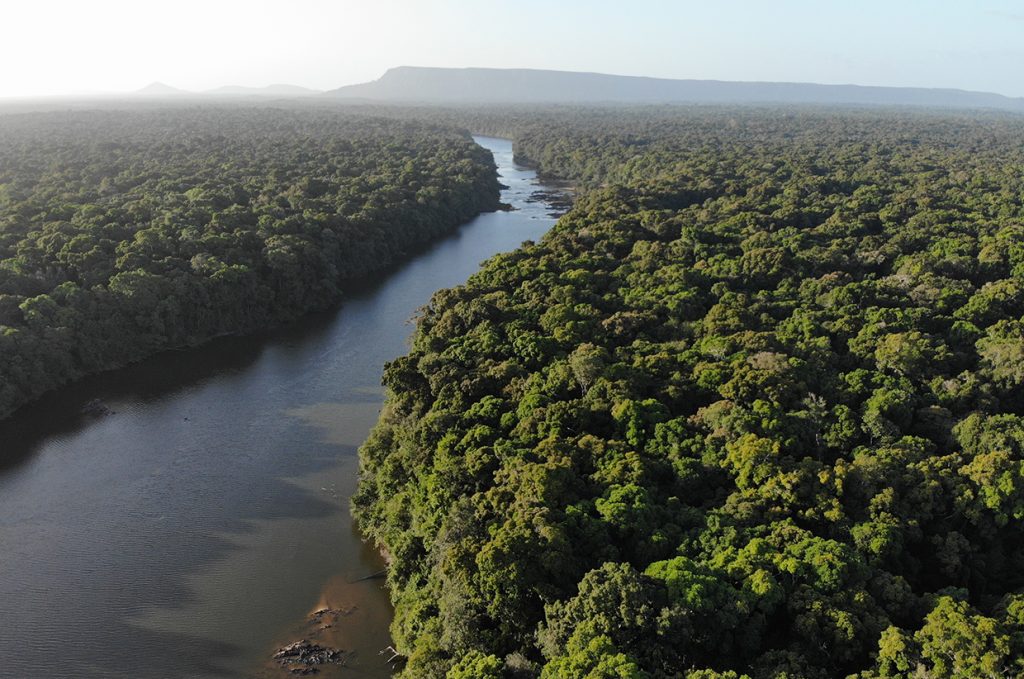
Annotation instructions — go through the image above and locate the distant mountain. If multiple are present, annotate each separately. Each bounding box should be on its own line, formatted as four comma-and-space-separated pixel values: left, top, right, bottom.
135, 81, 191, 96
205, 84, 321, 97
326, 66, 1024, 112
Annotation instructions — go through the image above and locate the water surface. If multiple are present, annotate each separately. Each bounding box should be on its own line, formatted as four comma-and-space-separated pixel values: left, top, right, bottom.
0, 137, 561, 678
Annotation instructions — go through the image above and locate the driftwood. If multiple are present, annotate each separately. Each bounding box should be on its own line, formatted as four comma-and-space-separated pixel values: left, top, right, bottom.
380, 645, 405, 665
348, 568, 387, 583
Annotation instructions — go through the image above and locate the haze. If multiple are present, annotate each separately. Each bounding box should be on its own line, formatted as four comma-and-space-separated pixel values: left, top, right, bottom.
4, 0, 1024, 98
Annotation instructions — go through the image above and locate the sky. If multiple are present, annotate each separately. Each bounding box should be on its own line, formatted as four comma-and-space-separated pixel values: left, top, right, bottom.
2, 0, 1023, 98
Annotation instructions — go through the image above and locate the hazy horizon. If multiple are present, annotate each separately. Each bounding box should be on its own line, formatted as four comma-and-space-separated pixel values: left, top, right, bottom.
4, 0, 1024, 99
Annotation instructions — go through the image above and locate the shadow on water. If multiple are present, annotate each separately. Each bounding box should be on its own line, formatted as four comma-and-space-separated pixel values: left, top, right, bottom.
0, 339, 270, 472
0, 136, 562, 679
0, 195, 490, 475
0, 231, 448, 474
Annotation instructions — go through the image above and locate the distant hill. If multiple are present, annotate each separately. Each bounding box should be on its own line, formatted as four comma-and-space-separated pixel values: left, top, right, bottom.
205, 84, 321, 97
135, 81, 191, 96
326, 66, 1024, 112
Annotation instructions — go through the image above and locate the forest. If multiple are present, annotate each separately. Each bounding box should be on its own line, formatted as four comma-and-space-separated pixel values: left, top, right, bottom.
0, 108, 499, 419
353, 107, 1024, 678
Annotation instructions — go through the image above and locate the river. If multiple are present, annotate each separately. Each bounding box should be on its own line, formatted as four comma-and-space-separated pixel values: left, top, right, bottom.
0, 136, 563, 678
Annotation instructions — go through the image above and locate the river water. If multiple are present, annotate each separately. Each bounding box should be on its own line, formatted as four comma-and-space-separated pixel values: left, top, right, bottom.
0, 137, 561, 678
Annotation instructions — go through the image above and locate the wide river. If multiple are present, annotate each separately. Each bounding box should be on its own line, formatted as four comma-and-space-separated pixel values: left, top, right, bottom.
0, 137, 561, 678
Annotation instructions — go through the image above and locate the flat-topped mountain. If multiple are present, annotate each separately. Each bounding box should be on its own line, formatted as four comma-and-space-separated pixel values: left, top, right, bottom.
327, 66, 1024, 112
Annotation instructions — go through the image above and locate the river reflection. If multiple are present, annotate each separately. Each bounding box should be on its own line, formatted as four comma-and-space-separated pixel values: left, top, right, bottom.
0, 137, 563, 679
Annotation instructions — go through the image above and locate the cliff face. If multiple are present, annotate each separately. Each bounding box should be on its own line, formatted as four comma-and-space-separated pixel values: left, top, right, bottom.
326, 65, 1024, 111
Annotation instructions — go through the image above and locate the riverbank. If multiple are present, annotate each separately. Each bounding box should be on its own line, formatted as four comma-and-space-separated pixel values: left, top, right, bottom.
0, 112, 501, 423
0, 136, 565, 679
258, 136, 573, 678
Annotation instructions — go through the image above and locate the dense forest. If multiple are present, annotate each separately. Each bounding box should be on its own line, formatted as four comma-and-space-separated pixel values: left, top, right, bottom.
0, 108, 499, 419
353, 108, 1024, 677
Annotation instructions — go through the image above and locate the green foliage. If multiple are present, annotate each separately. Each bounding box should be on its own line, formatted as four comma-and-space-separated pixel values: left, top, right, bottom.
540, 628, 650, 679
0, 108, 499, 418
353, 107, 1024, 677
446, 650, 504, 679
869, 595, 1024, 678
977, 320, 1024, 387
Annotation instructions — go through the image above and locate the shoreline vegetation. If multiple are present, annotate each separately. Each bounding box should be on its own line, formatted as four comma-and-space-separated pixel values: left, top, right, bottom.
7, 100, 1024, 678
354, 107, 1024, 677
0, 108, 501, 420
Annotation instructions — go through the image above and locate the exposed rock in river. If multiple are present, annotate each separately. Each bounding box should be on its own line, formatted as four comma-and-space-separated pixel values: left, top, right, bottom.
308, 606, 355, 629
272, 639, 347, 674
527, 189, 574, 215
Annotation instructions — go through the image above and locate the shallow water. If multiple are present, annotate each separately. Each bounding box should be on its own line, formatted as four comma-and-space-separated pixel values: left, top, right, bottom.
0, 136, 561, 678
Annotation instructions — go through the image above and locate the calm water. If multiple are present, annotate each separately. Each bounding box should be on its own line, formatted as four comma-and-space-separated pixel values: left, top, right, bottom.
0, 137, 561, 678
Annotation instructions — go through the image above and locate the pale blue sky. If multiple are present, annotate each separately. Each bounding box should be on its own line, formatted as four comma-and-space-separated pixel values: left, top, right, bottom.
3, 0, 1022, 97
